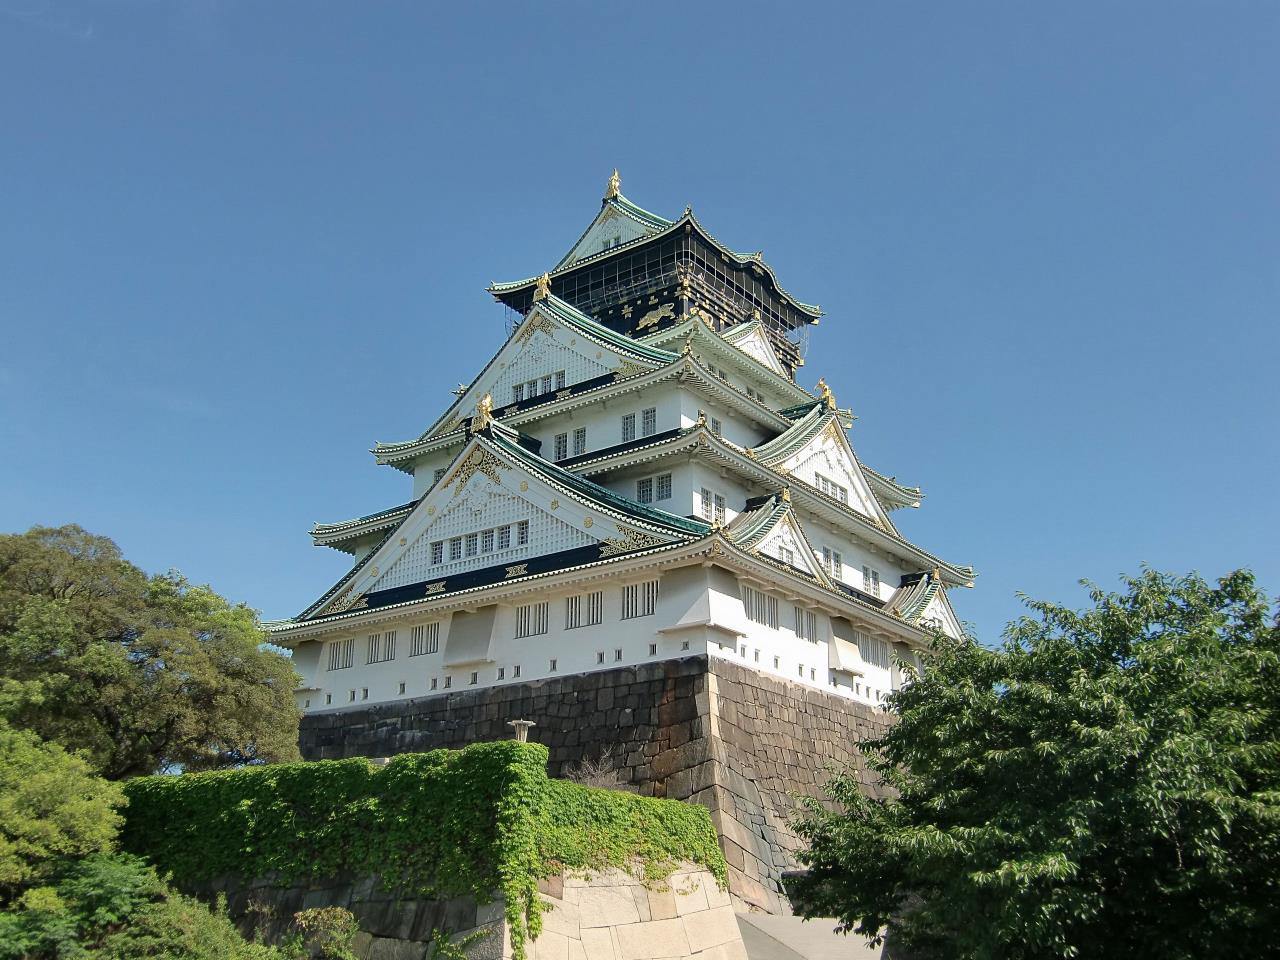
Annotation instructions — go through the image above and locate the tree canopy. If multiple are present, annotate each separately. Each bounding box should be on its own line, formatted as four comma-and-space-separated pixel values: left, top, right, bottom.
0, 525, 300, 780
790, 570, 1280, 960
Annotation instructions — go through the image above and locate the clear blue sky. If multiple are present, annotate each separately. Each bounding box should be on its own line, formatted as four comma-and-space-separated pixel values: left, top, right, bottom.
2, 2, 1276, 641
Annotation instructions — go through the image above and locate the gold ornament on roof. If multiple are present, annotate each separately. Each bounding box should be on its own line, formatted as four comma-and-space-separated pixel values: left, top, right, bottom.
533, 272, 551, 301
599, 524, 666, 558
605, 168, 621, 200
781, 487, 791, 503
470, 392, 494, 432
817, 378, 836, 410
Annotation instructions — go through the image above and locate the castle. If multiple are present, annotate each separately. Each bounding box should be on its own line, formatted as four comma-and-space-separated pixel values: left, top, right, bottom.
270, 173, 974, 912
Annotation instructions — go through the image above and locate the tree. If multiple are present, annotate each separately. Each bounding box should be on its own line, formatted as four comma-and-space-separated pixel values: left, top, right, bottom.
0, 723, 124, 899
0, 525, 300, 779
790, 570, 1280, 960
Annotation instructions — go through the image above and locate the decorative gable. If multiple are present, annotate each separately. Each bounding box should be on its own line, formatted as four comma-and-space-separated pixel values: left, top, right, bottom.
764, 418, 888, 525
721, 322, 787, 376
727, 493, 830, 586
557, 205, 656, 269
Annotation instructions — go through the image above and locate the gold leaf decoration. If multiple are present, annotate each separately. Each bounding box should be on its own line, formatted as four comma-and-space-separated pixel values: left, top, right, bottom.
636, 303, 675, 330
424, 581, 446, 595
612, 360, 649, 381
444, 447, 508, 494
599, 525, 667, 558
504, 564, 528, 578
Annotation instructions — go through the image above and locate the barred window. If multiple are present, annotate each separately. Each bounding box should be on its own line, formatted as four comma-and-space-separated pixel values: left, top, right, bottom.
572, 427, 587, 456
700, 487, 713, 520
465, 533, 479, 557
641, 407, 656, 436
822, 546, 843, 578
742, 585, 779, 628
513, 665, 521, 678
512, 383, 524, 403
541, 375, 553, 394
622, 413, 636, 442
636, 478, 653, 504
714, 494, 726, 524
794, 607, 819, 643
656, 474, 672, 501
526, 378, 537, 397
449, 537, 463, 561
517, 521, 529, 545
565, 591, 603, 630
815, 472, 849, 504
443, 676, 451, 689
326, 637, 354, 671
431, 541, 444, 565
470, 671, 479, 685
498, 525, 511, 549
549, 658, 558, 672
555, 370, 566, 390
515, 601, 549, 638
855, 630, 891, 670
409, 623, 440, 657
481, 529, 495, 553
622, 579, 659, 619
366, 631, 396, 664
778, 546, 795, 565
497, 667, 506, 680
862, 566, 881, 596
554, 433, 568, 461
710, 417, 723, 437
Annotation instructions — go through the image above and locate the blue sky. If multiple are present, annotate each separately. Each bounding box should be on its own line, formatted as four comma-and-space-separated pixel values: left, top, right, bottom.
1, 1, 1276, 641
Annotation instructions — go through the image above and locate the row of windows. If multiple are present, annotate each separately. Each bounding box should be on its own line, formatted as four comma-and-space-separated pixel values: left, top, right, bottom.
635, 473, 672, 504
514, 601, 549, 639
815, 472, 849, 505
742, 585, 779, 629
822, 546, 843, 579
565, 590, 603, 629
515, 580, 659, 637
430, 522, 530, 565
621, 407, 658, 443
512, 370, 566, 404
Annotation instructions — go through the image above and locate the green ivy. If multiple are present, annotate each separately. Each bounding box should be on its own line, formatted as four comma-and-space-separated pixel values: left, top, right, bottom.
120, 742, 725, 959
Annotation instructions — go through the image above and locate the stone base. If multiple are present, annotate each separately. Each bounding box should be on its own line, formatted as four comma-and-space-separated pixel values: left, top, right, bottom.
300, 656, 892, 914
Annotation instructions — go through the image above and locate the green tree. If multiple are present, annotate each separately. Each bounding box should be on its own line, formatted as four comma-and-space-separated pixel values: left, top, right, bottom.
0, 723, 124, 899
0, 525, 301, 779
790, 570, 1280, 960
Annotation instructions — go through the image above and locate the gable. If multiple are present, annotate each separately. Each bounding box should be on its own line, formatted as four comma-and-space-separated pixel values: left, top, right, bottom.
754, 511, 829, 582
311, 436, 687, 617
772, 421, 887, 524
723, 324, 786, 376
557, 205, 656, 269
427, 305, 652, 438
918, 589, 964, 639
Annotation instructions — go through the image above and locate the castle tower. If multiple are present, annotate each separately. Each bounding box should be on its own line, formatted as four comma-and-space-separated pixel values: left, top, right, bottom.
271, 174, 975, 911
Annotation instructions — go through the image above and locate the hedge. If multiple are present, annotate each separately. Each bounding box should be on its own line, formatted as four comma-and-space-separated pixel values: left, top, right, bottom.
120, 741, 725, 958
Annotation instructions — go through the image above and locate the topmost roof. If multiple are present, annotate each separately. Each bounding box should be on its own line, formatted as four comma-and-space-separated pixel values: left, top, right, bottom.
489, 172, 822, 321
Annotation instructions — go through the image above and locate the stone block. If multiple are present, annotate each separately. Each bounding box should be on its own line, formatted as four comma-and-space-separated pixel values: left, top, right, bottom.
682, 905, 739, 953
672, 877, 708, 917
644, 885, 676, 921
580, 927, 617, 960
540, 895, 581, 939
531, 929, 569, 960
695, 939, 749, 960
577, 886, 642, 928
366, 935, 426, 960
614, 917, 691, 960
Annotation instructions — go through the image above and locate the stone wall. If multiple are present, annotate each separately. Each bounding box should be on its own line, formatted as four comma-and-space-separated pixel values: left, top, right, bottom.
190, 865, 740, 960
300, 656, 892, 915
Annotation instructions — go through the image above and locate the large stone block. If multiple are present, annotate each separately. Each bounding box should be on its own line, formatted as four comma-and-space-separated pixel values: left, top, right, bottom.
614, 917, 691, 960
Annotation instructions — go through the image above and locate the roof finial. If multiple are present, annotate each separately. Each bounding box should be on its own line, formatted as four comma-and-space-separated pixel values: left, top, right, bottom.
470, 392, 494, 433
605, 168, 621, 200
931, 566, 942, 582
780, 486, 791, 503
533, 272, 551, 302
817, 378, 836, 410
696, 409, 707, 426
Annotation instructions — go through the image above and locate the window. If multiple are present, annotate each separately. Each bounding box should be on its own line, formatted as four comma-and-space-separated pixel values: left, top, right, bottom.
526, 378, 537, 397
515, 601, 549, 638
641, 407, 657, 436
710, 417, 723, 437
855, 630, 891, 669
481, 529, 495, 553
798, 664, 805, 677
409, 623, 439, 657
449, 537, 463, 561
541, 375, 553, 395
614, 648, 624, 661
512, 383, 525, 404
794, 606, 819, 643
433, 467, 447, 485
778, 546, 795, 565
469, 671, 479, 685
517, 521, 529, 545
714, 494, 726, 524
549, 658, 558, 672
431, 541, 444, 565
823, 547, 843, 578
754, 649, 760, 662
430, 677, 438, 691
742, 585, 779, 628
739, 644, 747, 658
465, 533, 478, 557
622, 579, 659, 619
636, 478, 653, 504
816, 473, 849, 504
366, 631, 396, 664
554, 433, 568, 461
772, 655, 780, 669
325, 693, 332, 705
498, 525, 512, 549
443, 676, 452, 689
681, 640, 690, 651
497, 667, 506, 680
327, 638, 354, 671
565, 591, 603, 630
304, 698, 311, 709
810, 668, 816, 681
700, 487, 713, 520
573, 427, 587, 456
862, 566, 881, 596
555, 370, 566, 390
513, 665, 521, 678
649, 643, 657, 656
597, 651, 605, 664
656, 474, 672, 501
398, 682, 406, 695
349, 689, 357, 702
622, 413, 636, 442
